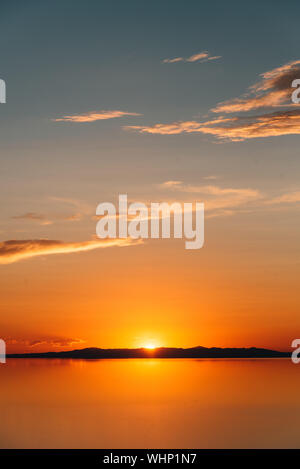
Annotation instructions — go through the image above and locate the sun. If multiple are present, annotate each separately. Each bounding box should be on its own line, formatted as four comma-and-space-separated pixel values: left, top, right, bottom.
143, 343, 157, 350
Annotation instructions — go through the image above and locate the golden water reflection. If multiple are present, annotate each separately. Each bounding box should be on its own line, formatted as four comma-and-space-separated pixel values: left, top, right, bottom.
0, 358, 299, 448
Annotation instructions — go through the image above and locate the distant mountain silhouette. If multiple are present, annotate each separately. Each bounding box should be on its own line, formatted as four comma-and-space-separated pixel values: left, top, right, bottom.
7, 346, 290, 359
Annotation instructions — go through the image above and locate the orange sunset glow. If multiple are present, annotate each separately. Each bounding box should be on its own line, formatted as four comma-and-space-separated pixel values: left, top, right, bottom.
1, 0, 300, 452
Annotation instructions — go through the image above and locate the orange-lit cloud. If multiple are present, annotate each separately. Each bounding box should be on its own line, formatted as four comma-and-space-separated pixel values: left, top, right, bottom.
126, 60, 300, 141
197, 110, 300, 141
160, 181, 262, 214
162, 51, 221, 64
11, 211, 85, 225
124, 117, 230, 135
53, 110, 142, 123
203, 175, 219, 180
160, 181, 300, 215
62, 213, 82, 222
267, 190, 300, 205
125, 110, 300, 141
0, 238, 138, 265
11, 212, 53, 226
6, 337, 84, 347
213, 60, 300, 113
161, 181, 259, 197
161, 180, 183, 187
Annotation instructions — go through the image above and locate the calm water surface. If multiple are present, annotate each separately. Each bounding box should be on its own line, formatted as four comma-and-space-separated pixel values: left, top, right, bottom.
0, 358, 299, 448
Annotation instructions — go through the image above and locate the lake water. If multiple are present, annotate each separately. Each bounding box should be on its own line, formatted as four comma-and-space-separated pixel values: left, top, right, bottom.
0, 358, 299, 448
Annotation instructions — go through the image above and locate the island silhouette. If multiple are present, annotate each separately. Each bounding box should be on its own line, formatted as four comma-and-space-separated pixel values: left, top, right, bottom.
7, 346, 290, 359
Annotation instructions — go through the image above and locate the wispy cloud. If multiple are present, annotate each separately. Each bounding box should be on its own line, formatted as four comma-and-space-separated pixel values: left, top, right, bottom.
161, 181, 259, 197
161, 180, 182, 187
63, 213, 82, 222
162, 51, 221, 64
267, 190, 300, 205
6, 337, 85, 347
126, 110, 300, 141
160, 181, 300, 216
160, 181, 262, 214
11, 210, 84, 225
213, 60, 300, 113
11, 212, 53, 226
203, 175, 219, 180
124, 117, 230, 136
126, 60, 300, 141
0, 238, 138, 265
53, 110, 142, 123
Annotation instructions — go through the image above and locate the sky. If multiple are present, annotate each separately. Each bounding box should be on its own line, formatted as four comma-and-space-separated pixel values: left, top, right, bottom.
0, 0, 300, 352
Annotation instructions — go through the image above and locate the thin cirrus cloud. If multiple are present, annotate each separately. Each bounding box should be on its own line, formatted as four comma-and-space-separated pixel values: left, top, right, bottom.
11, 211, 83, 224
63, 213, 82, 222
212, 60, 300, 113
126, 110, 300, 141
161, 181, 259, 197
125, 117, 231, 135
161, 180, 300, 216
160, 180, 262, 215
267, 190, 300, 205
53, 110, 142, 123
6, 337, 85, 347
11, 212, 53, 226
125, 60, 300, 141
0, 238, 138, 265
162, 51, 221, 64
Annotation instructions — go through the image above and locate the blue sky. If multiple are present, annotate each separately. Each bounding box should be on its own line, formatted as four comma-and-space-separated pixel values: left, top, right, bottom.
1, 0, 300, 233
